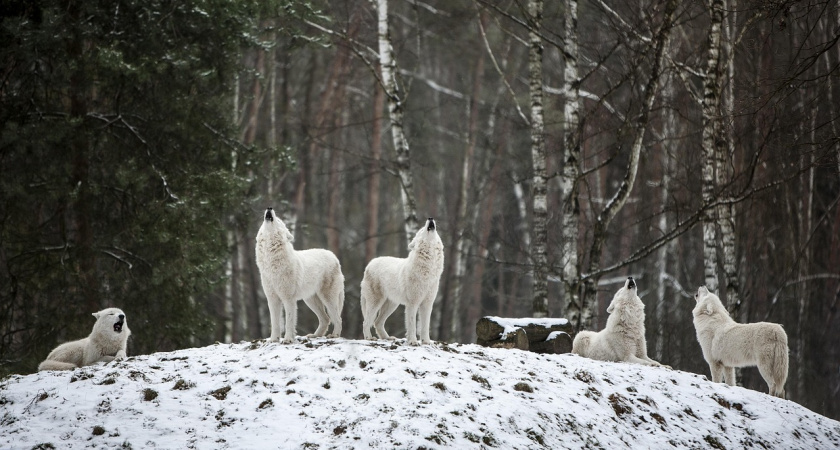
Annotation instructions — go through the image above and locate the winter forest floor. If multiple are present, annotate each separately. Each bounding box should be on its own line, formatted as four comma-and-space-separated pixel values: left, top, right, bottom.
1, 339, 839, 449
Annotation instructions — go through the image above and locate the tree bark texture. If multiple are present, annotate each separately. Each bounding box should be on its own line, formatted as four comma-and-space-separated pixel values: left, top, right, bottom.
702, 0, 725, 294
527, 0, 549, 318
375, 0, 419, 248
560, 0, 582, 326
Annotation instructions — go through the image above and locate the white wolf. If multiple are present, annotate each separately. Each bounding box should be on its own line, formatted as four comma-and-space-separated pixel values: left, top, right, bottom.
38, 308, 130, 371
692, 286, 788, 397
255, 207, 344, 343
572, 277, 668, 367
361, 218, 444, 345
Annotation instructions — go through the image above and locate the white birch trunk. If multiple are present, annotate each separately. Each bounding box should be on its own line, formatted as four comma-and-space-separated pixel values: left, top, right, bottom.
374, 0, 419, 248
560, 0, 582, 323
528, 0, 549, 318
719, 0, 740, 313
701, 0, 725, 294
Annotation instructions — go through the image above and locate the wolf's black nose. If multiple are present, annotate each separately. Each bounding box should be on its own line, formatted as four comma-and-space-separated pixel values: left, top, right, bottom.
118, 314, 125, 320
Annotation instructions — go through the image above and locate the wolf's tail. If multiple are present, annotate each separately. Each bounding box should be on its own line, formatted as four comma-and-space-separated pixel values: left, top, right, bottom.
572, 331, 594, 357
769, 326, 789, 398
38, 360, 79, 371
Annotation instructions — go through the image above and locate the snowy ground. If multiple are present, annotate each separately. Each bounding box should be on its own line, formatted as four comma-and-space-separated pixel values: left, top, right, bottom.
2, 339, 839, 449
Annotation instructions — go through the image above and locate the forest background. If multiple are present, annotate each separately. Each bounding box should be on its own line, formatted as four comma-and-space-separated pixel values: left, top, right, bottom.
2, 0, 839, 420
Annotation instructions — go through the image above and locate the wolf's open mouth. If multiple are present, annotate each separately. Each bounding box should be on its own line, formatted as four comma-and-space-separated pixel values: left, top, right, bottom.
265, 207, 274, 222
114, 321, 123, 332
427, 217, 435, 231
627, 277, 636, 289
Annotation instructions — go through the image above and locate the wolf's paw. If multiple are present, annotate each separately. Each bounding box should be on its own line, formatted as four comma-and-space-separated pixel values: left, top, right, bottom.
325, 334, 339, 339
661, 364, 672, 370
420, 339, 433, 345
407, 340, 420, 346
281, 337, 295, 344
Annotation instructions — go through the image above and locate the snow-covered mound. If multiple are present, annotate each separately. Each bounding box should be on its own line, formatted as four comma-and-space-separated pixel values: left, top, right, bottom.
2, 339, 838, 449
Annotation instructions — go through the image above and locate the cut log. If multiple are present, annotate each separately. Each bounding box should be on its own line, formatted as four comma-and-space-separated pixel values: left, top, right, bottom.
476, 316, 573, 343
530, 331, 572, 354
476, 316, 574, 354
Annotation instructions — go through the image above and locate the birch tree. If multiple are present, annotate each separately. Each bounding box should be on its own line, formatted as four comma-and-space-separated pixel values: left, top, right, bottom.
701, 0, 725, 294
527, 0, 549, 318
560, 0, 582, 325
374, 0, 419, 247
718, 0, 741, 313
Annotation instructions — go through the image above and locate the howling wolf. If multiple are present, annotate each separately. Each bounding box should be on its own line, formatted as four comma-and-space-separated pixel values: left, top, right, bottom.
360, 218, 445, 345
255, 207, 345, 343
692, 286, 788, 397
572, 277, 668, 367
39, 308, 130, 371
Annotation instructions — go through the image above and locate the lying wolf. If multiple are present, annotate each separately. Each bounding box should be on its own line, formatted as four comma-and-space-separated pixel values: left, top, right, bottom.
692, 286, 788, 397
573, 277, 668, 367
38, 308, 130, 371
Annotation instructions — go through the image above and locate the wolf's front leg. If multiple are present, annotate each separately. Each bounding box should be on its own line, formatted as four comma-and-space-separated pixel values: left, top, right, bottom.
282, 298, 298, 344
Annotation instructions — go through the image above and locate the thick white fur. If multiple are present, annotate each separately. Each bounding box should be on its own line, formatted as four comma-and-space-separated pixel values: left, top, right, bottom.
255, 208, 344, 344
38, 308, 130, 371
360, 218, 444, 345
692, 286, 788, 397
572, 278, 668, 367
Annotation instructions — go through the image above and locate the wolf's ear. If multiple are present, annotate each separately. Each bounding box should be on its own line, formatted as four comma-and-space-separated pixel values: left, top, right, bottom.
606, 300, 615, 314
701, 301, 714, 316
92, 312, 100, 319
407, 237, 416, 252
285, 229, 295, 243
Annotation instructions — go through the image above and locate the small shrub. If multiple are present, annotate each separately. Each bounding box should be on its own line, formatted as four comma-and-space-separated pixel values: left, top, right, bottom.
650, 412, 666, 425
526, 428, 545, 445
432, 382, 446, 391
608, 393, 632, 416
258, 398, 273, 410
172, 379, 195, 391
142, 389, 158, 402
704, 435, 726, 450
92, 426, 106, 436
513, 382, 533, 393
573, 370, 595, 384
210, 386, 231, 400
471, 374, 490, 389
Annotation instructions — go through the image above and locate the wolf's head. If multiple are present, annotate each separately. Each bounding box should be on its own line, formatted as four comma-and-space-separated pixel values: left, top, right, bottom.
693, 286, 726, 318
606, 277, 640, 314
260, 207, 294, 244
92, 308, 128, 335
408, 217, 443, 252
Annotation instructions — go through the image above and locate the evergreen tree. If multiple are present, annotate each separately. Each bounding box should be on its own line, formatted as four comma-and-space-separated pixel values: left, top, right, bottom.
0, 0, 313, 374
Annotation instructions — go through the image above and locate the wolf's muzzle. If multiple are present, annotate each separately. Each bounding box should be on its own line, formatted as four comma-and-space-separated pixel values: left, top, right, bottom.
114, 317, 124, 333
265, 207, 274, 222
627, 276, 636, 289
427, 217, 435, 231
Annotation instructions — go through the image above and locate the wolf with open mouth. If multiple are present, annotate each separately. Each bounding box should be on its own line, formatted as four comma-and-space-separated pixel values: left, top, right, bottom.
38, 307, 131, 371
